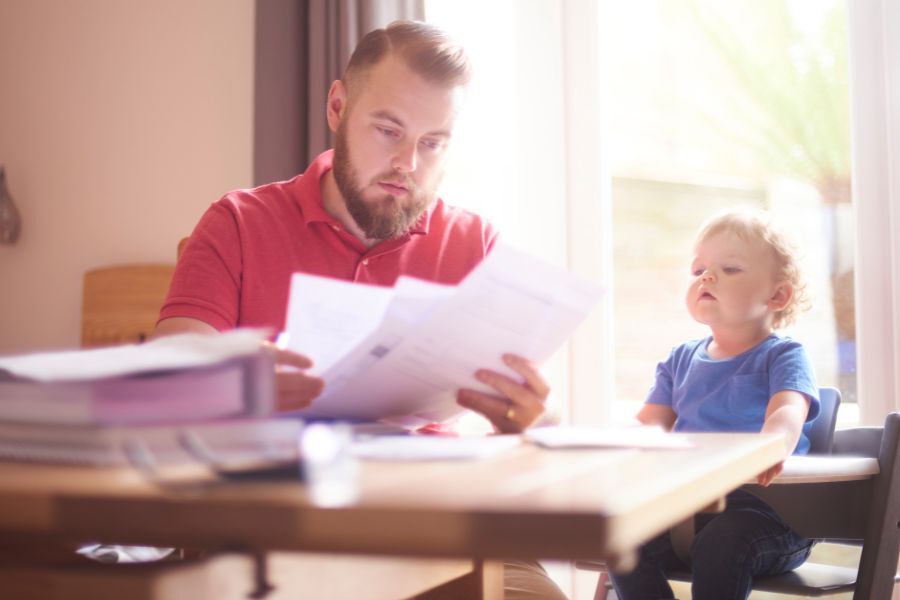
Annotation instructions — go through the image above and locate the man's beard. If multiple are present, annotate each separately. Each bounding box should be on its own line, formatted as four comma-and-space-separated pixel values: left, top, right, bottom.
332, 125, 435, 241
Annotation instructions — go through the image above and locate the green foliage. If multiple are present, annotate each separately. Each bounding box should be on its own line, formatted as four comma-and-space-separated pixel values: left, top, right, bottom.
687, 0, 850, 200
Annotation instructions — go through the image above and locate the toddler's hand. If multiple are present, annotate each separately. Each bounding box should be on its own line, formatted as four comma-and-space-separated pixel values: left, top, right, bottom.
756, 460, 784, 486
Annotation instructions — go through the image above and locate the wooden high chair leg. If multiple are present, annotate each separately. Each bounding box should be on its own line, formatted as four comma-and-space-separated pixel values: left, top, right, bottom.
594, 571, 611, 600
248, 551, 276, 599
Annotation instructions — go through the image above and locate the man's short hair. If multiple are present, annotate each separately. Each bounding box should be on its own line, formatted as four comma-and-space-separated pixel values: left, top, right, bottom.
343, 20, 471, 94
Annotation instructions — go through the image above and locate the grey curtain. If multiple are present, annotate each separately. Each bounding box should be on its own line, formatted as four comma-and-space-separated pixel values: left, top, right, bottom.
253, 0, 424, 186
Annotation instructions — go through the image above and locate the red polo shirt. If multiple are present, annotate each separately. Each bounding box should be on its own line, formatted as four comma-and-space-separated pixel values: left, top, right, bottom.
159, 150, 497, 333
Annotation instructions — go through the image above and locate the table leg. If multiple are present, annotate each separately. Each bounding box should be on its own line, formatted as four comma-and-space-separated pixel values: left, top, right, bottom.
412, 559, 503, 600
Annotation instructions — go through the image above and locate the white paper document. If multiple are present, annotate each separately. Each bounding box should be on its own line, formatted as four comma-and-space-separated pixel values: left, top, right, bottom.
284, 243, 604, 425
351, 434, 521, 461
0, 329, 268, 382
525, 425, 696, 450
0, 329, 273, 425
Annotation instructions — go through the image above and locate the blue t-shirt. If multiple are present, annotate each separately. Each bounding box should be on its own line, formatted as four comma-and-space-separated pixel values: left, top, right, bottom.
646, 334, 820, 455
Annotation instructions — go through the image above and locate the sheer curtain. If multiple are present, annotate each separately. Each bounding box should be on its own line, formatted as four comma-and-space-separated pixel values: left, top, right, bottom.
254, 0, 424, 185
848, 0, 900, 424
424, 0, 613, 425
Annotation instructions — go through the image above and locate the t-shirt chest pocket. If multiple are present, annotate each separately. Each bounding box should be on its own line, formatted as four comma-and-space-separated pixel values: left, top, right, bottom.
725, 373, 770, 426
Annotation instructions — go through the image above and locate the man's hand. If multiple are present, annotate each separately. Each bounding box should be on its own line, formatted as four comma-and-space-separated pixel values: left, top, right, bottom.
456, 354, 550, 434
154, 320, 325, 411
262, 342, 325, 412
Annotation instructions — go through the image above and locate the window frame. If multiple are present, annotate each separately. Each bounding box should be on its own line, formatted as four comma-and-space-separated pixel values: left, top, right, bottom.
848, 0, 900, 423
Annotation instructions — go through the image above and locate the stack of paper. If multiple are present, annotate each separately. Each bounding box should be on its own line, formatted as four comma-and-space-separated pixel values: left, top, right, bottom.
0, 329, 273, 425
284, 243, 604, 427
0, 329, 282, 466
0, 417, 301, 467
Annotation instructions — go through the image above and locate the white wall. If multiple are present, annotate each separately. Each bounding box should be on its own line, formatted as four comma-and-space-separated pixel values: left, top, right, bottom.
0, 0, 254, 354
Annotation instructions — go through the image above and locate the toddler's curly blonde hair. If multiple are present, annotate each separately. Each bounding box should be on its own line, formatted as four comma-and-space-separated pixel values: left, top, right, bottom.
695, 208, 810, 330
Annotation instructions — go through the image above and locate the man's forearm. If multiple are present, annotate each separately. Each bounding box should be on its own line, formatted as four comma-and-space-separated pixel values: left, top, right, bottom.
152, 317, 218, 339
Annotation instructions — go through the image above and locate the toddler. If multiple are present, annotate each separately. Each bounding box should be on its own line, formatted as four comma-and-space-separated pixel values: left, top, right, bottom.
610, 208, 821, 599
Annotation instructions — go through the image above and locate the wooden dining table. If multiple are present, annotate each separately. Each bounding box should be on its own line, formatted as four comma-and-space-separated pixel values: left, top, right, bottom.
0, 431, 785, 599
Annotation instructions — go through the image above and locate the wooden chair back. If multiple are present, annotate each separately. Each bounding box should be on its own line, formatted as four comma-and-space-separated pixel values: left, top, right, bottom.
80, 237, 189, 348
81, 264, 175, 348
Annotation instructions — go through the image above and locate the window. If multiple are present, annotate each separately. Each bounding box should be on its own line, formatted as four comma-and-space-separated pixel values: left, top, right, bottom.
427, 0, 858, 426
425, 3, 898, 595
605, 0, 857, 422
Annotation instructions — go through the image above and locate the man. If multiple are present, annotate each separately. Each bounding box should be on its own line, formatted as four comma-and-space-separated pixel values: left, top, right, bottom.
155, 21, 551, 435
155, 21, 566, 599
